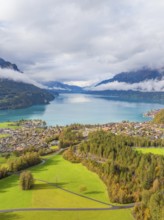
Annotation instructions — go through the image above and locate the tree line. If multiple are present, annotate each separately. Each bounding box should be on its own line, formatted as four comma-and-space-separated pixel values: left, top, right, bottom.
59, 127, 83, 148
0, 151, 41, 180
64, 130, 164, 220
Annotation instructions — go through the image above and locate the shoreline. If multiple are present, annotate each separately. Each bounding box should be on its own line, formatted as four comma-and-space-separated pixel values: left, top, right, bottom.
143, 108, 163, 118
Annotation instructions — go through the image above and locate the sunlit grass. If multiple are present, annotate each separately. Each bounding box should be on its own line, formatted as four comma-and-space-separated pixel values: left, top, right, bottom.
0, 122, 19, 130
134, 147, 164, 155
0, 209, 133, 220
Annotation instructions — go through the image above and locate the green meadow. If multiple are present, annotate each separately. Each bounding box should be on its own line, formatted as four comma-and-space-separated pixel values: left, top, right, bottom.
135, 147, 164, 155
0, 134, 10, 138
0, 155, 109, 209
0, 154, 133, 220
0, 122, 19, 130
0, 209, 133, 220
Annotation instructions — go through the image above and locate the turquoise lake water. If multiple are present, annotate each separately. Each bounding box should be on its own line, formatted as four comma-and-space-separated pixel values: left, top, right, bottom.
0, 94, 163, 126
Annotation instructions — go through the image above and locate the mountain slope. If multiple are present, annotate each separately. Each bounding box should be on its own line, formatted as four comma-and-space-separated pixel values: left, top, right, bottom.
96, 68, 164, 86
87, 68, 164, 104
0, 58, 55, 110
0, 58, 21, 72
0, 79, 55, 110
44, 81, 83, 93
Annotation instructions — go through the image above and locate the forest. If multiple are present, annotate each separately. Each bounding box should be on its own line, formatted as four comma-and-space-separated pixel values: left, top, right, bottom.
0, 145, 57, 180
64, 130, 164, 220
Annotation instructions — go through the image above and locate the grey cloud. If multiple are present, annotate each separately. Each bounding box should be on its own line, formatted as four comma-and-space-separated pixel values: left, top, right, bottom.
91, 79, 164, 92
0, 0, 164, 86
0, 68, 45, 88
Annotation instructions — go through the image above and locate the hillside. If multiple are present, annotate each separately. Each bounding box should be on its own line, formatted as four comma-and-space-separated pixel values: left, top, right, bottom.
44, 81, 83, 93
0, 58, 21, 72
96, 68, 164, 86
153, 109, 164, 124
0, 79, 55, 110
0, 58, 55, 110
87, 68, 164, 103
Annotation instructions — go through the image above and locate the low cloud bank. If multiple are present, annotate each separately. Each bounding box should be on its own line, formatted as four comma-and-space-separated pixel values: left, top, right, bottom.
89, 79, 164, 92
0, 68, 45, 88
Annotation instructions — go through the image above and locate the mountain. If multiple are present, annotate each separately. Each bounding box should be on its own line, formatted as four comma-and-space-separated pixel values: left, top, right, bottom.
44, 81, 83, 93
0, 58, 21, 72
96, 68, 164, 86
88, 90, 164, 104
86, 68, 164, 104
0, 58, 55, 110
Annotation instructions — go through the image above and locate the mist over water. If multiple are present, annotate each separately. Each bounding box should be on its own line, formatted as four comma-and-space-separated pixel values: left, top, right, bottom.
0, 94, 164, 126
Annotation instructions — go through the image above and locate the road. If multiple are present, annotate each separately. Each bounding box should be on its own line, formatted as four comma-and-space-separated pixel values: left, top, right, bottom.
0, 206, 134, 213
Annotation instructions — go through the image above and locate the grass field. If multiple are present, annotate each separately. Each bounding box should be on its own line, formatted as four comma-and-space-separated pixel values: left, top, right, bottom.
0, 156, 6, 165
0, 209, 133, 220
0, 154, 133, 220
0, 122, 19, 130
31, 154, 110, 203
0, 134, 10, 138
50, 145, 59, 150
0, 155, 109, 209
135, 147, 164, 155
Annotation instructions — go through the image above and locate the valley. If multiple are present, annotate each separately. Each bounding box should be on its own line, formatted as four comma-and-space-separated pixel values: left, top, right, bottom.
1, 1, 164, 220
0, 112, 163, 220
0, 144, 134, 220
0, 58, 164, 111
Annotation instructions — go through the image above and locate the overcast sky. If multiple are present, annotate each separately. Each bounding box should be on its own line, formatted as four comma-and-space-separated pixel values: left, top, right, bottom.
0, 0, 164, 85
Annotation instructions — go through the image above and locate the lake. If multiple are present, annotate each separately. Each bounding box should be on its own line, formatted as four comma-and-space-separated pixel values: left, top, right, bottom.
0, 93, 163, 126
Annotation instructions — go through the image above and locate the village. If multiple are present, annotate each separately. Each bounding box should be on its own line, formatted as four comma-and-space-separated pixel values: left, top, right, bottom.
0, 117, 163, 154
0, 120, 61, 153
100, 121, 164, 140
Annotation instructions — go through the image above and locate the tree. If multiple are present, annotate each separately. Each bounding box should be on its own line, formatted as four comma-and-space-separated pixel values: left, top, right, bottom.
19, 171, 34, 190
149, 192, 163, 220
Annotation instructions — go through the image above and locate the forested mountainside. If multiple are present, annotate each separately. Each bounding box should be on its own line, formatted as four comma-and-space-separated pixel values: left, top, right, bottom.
0, 58, 55, 110
96, 68, 164, 86
0, 79, 55, 110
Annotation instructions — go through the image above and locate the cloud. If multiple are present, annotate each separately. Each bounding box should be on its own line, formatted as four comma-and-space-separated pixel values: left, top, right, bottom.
65, 80, 99, 87
0, 0, 164, 84
90, 79, 164, 92
0, 68, 45, 88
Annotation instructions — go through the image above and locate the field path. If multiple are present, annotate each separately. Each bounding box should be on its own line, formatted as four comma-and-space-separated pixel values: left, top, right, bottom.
35, 178, 134, 210
0, 148, 135, 213
0, 205, 134, 213
0, 177, 134, 213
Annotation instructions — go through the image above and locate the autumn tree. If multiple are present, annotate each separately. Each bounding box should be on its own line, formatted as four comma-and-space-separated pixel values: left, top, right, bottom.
19, 171, 34, 190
